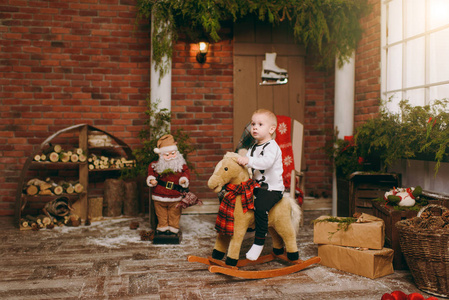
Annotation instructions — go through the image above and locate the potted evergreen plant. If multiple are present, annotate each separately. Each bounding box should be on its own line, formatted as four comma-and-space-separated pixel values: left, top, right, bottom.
330, 99, 449, 179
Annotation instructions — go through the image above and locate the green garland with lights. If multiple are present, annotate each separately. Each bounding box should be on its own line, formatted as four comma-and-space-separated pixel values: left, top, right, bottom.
136, 0, 371, 77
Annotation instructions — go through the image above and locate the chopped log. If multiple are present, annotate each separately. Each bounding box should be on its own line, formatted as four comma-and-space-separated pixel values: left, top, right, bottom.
19, 218, 29, 229
104, 178, 125, 217
51, 185, 64, 195
70, 153, 79, 162
49, 152, 60, 162
25, 185, 39, 196
88, 164, 95, 170
39, 189, 53, 196
60, 152, 70, 162
40, 154, 46, 161
123, 181, 139, 216
66, 185, 74, 194
73, 183, 84, 194
43, 144, 63, 155
37, 214, 52, 226
39, 182, 52, 191
78, 153, 87, 162
34, 154, 41, 161
53, 144, 62, 153
28, 178, 45, 186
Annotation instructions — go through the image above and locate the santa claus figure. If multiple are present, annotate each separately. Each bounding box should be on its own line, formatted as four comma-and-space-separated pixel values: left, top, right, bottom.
147, 134, 190, 236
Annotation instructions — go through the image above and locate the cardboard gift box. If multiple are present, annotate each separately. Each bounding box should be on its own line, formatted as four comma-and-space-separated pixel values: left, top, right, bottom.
318, 244, 394, 279
313, 213, 385, 250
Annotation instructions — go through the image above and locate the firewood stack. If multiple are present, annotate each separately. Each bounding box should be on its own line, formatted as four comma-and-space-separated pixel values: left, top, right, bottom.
88, 131, 113, 147
19, 197, 82, 230
88, 154, 135, 170
33, 144, 87, 163
20, 214, 82, 230
24, 178, 84, 196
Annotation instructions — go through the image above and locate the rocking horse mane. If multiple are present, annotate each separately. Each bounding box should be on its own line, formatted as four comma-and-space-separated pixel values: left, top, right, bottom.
223, 152, 241, 160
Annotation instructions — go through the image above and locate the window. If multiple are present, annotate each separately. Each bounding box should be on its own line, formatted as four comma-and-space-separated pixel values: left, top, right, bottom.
381, 0, 449, 112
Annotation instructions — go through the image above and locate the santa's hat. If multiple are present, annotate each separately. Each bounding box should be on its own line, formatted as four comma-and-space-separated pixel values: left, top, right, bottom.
154, 134, 178, 154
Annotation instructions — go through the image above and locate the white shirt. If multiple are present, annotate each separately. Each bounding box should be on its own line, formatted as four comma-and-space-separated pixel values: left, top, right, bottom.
246, 139, 284, 192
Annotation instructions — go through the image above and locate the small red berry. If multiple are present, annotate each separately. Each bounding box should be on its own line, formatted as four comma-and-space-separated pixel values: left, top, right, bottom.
391, 291, 407, 300
381, 293, 395, 300
407, 292, 425, 300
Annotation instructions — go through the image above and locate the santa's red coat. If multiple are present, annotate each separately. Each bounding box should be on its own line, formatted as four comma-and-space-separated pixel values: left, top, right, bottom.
147, 162, 190, 202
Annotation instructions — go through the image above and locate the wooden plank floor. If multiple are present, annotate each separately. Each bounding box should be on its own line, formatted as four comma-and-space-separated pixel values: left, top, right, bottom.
0, 207, 441, 299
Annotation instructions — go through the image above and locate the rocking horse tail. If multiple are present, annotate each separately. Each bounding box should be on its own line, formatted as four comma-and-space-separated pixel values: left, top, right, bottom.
284, 194, 302, 234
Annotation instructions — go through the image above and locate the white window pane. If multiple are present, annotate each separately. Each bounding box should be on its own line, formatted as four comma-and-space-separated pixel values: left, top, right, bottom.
388, 0, 403, 44
385, 92, 403, 114
430, 84, 449, 100
405, 88, 426, 106
430, 0, 449, 30
406, 37, 425, 88
430, 28, 449, 83
387, 44, 403, 91
406, 0, 425, 37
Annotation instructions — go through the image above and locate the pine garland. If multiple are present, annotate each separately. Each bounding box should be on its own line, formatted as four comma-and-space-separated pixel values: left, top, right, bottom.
136, 0, 371, 76
313, 216, 358, 239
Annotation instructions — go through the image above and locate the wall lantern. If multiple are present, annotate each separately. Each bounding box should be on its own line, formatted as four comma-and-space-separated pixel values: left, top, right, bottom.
196, 41, 209, 64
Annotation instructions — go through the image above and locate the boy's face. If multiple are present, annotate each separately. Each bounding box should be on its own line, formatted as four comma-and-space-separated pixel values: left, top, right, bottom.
250, 113, 276, 144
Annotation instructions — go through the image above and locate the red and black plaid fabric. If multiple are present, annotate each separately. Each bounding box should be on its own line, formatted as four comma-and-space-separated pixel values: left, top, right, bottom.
215, 178, 259, 236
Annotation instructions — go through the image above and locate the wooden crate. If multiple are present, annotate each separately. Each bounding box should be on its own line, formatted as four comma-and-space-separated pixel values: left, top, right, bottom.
349, 172, 401, 217
372, 201, 417, 270
372, 190, 449, 270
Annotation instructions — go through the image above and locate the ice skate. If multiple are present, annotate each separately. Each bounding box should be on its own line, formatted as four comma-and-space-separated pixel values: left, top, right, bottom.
260, 53, 288, 86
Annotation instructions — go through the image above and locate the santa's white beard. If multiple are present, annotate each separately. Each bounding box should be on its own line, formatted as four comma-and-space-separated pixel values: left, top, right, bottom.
153, 152, 186, 174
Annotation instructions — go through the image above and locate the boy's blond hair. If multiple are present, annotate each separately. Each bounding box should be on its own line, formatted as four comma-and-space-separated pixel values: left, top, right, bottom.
253, 108, 277, 127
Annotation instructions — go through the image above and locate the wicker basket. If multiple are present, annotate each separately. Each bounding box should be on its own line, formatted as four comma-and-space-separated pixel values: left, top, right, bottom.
396, 204, 449, 298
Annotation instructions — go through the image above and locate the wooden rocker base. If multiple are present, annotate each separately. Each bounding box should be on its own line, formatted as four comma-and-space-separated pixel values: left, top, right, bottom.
187, 253, 321, 279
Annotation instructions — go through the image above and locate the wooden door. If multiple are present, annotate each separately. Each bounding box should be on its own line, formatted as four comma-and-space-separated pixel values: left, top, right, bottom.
233, 16, 306, 148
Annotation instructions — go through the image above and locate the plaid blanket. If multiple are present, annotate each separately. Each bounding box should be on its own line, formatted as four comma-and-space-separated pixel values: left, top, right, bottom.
215, 178, 259, 236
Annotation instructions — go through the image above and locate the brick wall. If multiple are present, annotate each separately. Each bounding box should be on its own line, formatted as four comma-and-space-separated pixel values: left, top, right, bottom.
303, 60, 334, 198
354, 0, 382, 127
0, 0, 151, 216
171, 39, 234, 200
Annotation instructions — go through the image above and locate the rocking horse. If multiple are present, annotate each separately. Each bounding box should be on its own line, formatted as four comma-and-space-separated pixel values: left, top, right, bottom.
187, 152, 320, 279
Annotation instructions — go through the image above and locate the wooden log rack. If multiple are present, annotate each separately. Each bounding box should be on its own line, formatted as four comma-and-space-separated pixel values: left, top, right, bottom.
14, 124, 139, 228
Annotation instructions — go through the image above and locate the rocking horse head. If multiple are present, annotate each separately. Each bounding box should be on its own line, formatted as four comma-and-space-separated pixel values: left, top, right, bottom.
207, 152, 250, 193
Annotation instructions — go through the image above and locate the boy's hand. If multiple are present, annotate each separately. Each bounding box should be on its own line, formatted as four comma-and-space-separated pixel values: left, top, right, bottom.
237, 156, 249, 166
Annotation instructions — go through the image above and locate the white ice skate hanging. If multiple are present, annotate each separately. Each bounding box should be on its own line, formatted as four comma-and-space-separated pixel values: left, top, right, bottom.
259, 52, 288, 86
